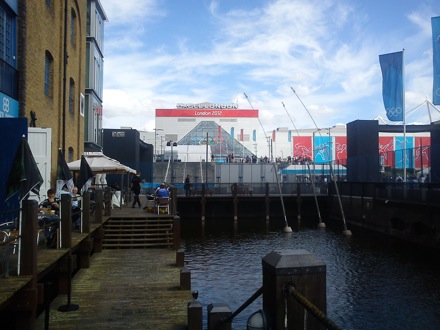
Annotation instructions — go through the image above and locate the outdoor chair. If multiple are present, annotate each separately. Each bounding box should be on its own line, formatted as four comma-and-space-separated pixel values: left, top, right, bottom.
156, 197, 170, 215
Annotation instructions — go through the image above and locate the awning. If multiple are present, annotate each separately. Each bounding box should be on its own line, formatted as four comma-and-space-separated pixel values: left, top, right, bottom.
67, 152, 136, 174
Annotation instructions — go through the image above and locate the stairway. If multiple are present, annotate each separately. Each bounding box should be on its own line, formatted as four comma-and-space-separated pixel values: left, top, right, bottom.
102, 217, 174, 249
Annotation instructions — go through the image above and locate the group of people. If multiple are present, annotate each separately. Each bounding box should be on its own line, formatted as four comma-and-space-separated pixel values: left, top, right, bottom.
131, 171, 172, 210
38, 186, 83, 247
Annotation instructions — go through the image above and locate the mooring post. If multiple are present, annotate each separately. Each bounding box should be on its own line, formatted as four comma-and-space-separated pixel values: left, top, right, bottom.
180, 267, 191, 290
201, 185, 206, 222
188, 299, 203, 330
232, 183, 238, 222
265, 182, 270, 224
207, 303, 231, 330
176, 247, 185, 267
173, 216, 181, 249
296, 182, 302, 226
262, 249, 326, 330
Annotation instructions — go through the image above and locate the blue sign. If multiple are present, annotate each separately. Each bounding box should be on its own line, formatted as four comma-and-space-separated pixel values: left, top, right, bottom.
0, 92, 19, 118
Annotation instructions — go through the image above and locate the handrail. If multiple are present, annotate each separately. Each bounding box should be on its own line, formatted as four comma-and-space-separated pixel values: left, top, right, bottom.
284, 284, 342, 330
220, 286, 263, 325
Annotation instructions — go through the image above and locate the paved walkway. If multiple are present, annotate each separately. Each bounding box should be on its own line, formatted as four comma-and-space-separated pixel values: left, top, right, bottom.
36, 248, 191, 329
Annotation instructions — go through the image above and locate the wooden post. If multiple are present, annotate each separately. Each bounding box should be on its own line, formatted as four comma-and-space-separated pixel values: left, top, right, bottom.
262, 249, 326, 330
265, 182, 270, 224
176, 247, 185, 267
94, 189, 103, 224
207, 303, 231, 330
180, 267, 191, 290
82, 191, 90, 233
171, 187, 178, 215
59, 194, 74, 295
104, 187, 112, 216
60, 194, 72, 249
14, 200, 38, 330
188, 299, 203, 330
173, 216, 181, 249
79, 193, 92, 267
296, 182, 302, 227
231, 183, 238, 222
201, 184, 206, 221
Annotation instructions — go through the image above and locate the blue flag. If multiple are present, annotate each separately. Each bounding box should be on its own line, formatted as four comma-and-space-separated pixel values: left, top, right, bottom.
432, 17, 440, 105
379, 51, 404, 121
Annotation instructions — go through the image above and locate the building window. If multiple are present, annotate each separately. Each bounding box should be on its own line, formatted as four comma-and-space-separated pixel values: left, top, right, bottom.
70, 9, 76, 45
69, 78, 75, 114
44, 51, 53, 97
0, 5, 15, 66
46, 0, 51, 7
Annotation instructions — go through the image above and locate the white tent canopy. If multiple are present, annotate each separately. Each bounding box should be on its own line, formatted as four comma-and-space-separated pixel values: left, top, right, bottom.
67, 152, 136, 174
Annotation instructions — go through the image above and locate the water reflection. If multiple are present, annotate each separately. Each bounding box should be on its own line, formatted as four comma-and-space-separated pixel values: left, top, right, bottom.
182, 220, 440, 330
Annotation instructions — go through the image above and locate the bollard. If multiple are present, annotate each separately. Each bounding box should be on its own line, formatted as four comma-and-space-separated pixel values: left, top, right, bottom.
180, 267, 191, 290
188, 300, 203, 330
262, 249, 326, 330
176, 248, 185, 267
207, 303, 231, 330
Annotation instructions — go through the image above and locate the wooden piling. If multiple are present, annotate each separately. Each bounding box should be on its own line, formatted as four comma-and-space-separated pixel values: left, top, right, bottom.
262, 249, 326, 330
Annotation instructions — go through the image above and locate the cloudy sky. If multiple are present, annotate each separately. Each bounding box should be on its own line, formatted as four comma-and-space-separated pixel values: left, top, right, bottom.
100, 0, 440, 133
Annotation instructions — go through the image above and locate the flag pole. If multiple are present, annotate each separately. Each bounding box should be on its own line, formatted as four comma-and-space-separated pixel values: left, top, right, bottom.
403, 49, 407, 182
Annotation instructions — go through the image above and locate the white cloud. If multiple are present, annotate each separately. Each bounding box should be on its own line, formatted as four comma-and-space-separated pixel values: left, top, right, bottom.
99, 0, 440, 132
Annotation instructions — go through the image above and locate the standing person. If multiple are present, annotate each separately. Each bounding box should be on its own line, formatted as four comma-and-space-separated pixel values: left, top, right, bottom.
131, 172, 142, 208
184, 175, 191, 197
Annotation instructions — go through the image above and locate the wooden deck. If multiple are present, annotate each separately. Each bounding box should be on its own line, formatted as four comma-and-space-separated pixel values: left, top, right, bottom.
35, 248, 192, 329
1, 195, 188, 329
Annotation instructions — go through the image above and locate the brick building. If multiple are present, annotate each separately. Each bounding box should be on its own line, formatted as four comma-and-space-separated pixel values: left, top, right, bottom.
15, 0, 87, 184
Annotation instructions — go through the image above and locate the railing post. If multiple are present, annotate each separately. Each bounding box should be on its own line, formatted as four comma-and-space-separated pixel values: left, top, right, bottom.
94, 190, 103, 224
104, 187, 112, 216
82, 191, 90, 233
262, 249, 326, 330
15, 200, 38, 330
60, 194, 72, 249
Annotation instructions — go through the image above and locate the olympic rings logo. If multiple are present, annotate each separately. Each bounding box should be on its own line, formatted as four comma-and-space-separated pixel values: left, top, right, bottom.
435, 88, 440, 96
386, 107, 402, 118
196, 136, 225, 146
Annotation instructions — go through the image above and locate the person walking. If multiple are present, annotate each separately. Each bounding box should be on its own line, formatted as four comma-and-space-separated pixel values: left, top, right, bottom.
184, 175, 191, 197
131, 172, 142, 208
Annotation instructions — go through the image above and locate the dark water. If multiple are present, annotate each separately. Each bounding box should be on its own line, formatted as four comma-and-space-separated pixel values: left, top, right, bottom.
181, 220, 440, 330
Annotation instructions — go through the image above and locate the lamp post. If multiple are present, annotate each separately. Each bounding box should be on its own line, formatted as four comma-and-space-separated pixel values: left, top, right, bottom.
153, 128, 163, 161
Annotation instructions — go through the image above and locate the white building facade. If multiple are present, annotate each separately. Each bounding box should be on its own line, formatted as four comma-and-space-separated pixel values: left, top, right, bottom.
154, 103, 273, 160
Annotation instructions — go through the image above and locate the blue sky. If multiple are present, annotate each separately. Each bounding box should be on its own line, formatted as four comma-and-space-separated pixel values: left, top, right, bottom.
101, 0, 440, 132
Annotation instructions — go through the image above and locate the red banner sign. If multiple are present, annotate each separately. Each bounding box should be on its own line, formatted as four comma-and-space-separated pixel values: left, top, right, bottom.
156, 109, 259, 118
